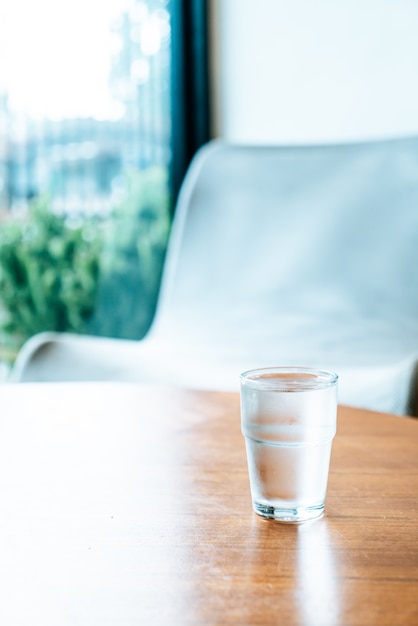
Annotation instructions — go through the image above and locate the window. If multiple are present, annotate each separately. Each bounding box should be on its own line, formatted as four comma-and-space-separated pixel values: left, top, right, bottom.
0, 0, 209, 367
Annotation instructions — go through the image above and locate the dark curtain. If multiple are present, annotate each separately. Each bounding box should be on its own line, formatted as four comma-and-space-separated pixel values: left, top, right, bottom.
170, 0, 211, 206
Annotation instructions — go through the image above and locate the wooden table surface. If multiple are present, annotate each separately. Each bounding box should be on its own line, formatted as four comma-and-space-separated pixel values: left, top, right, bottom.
0, 382, 417, 626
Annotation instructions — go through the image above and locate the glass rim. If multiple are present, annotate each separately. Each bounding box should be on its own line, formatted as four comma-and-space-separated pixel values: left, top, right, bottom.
240, 366, 338, 391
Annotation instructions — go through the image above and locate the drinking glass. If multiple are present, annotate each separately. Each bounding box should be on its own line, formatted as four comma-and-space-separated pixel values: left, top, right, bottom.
240, 366, 338, 523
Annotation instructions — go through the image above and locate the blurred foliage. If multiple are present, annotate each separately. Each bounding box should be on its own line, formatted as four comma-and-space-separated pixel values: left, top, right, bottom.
0, 198, 101, 353
0, 165, 171, 362
87, 166, 171, 339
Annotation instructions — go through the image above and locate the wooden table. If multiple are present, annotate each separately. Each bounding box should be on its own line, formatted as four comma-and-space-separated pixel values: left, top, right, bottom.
0, 383, 417, 625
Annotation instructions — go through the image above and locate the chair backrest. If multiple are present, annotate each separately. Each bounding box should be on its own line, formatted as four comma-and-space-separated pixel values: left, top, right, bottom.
149, 137, 418, 354
9, 136, 418, 414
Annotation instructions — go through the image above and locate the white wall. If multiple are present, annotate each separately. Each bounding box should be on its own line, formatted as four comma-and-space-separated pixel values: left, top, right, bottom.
211, 0, 418, 144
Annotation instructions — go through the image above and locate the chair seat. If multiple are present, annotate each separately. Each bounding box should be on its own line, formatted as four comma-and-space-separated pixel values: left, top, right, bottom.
11, 315, 417, 415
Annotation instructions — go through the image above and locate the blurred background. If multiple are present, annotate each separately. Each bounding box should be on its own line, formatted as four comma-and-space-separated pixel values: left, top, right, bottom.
1, 0, 418, 372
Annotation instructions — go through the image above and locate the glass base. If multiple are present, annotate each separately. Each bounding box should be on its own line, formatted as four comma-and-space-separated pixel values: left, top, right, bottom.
253, 501, 324, 523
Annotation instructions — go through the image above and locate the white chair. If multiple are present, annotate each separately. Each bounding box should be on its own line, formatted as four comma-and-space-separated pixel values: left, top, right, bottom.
10, 137, 418, 415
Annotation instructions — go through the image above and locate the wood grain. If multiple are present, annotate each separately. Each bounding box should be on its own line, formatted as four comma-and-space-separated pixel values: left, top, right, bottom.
0, 383, 417, 625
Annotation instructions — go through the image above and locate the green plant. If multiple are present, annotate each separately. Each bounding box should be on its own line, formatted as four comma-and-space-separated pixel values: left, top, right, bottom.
0, 197, 101, 351
87, 166, 171, 339
0, 165, 171, 363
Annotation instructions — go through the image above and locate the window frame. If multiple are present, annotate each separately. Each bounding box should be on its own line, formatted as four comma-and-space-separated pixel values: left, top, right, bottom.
170, 0, 211, 206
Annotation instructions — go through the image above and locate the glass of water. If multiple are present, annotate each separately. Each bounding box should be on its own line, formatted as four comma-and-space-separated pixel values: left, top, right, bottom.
240, 366, 338, 523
